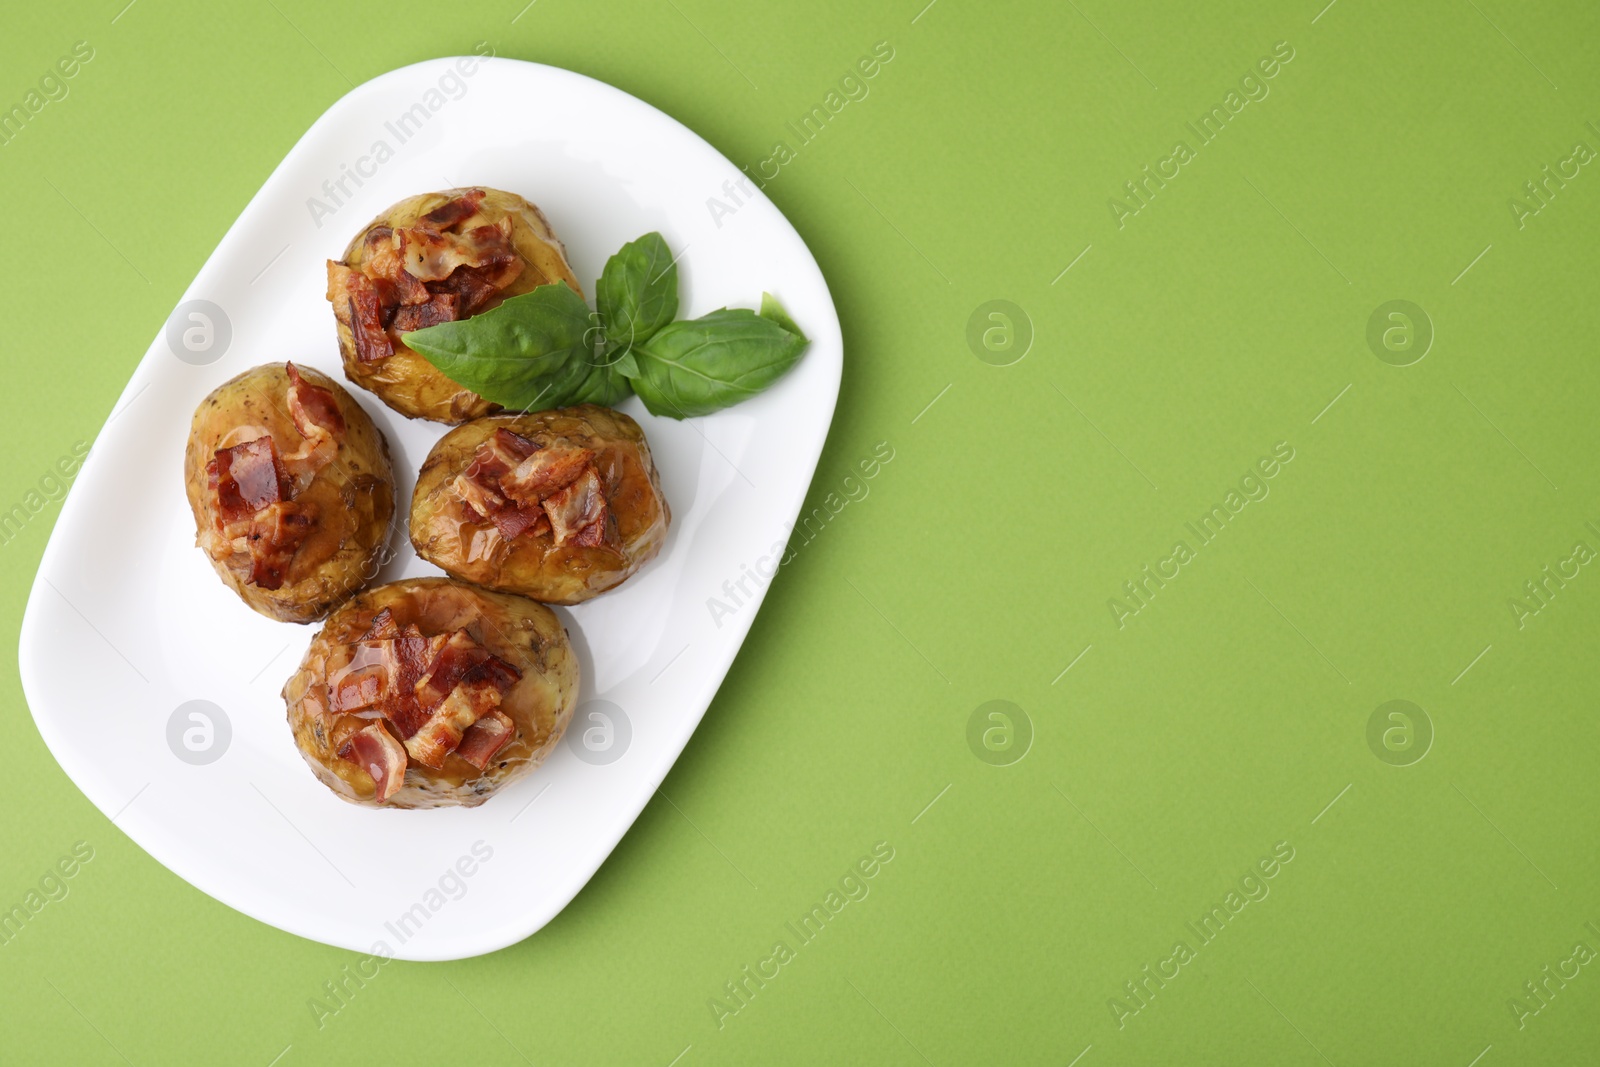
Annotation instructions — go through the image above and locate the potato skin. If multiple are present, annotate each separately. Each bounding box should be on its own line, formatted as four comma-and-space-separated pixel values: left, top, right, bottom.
332, 188, 582, 424
282, 578, 579, 809
410, 406, 670, 605
184, 363, 395, 624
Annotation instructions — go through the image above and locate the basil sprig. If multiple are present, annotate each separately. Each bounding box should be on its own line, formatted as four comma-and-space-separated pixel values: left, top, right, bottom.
402, 232, 808, 419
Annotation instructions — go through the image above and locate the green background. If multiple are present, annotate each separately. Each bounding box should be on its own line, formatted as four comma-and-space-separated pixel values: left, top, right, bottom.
3, 0, 1598, 1063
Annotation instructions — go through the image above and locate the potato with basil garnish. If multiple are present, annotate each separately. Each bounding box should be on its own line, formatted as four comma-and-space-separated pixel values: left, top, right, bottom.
283, 577, 579, 809
325, 187, 585, 423
395, 230, 811, 421
184, 362, 394, 623
409, 406, 670, 605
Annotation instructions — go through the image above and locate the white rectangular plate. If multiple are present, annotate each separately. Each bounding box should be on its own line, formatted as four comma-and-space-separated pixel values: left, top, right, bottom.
18, 56, 840, 960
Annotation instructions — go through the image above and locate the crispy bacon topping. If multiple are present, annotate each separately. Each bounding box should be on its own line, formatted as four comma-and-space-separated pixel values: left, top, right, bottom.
450, 430, 561, 540
428, 265, 503, 317
338, 722, 408, 803
204, 365, 348, 589
493, 504, 551, 541
327, 612, 522, 774
456, 710, 515, 770
414, 631, 492, 709
286, 362, 345, 438
451, 431, 614, 548
542, 467, 609, 547
281, 363, 344, 491
476, 429, 540, 474
421, 189, 486, 229
244, 500, 317, 589
210, 436, 290, 524
350, 288, 393, 363
327, 190, 525, 363
359, 607, 401, 641
399, 224, 515, 283
379, 629, 445, 739
329, 664, 385, 713
501, 447, 594, 504
361, 227, 429, 307
404, 680, 492, 769
390, 293, 458, 333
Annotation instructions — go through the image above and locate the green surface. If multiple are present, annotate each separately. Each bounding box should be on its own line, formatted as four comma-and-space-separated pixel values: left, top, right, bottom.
3, 0, 1599, 1063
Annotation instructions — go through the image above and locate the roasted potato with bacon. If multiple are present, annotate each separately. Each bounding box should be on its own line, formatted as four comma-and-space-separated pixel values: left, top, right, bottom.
283, 577, 578, 809
409, 405, 670, 605
326, 187, 582, 424
184, 362, 394, 623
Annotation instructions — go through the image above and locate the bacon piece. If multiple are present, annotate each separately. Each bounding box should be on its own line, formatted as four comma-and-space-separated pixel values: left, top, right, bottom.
383, 270, 431, 308
500, 447, 593, 504
452, 470, 507, 522
350, 288, 393, 363
338, 722, 407, 803
206, 389, 333, 586
406, 654, 520, 768
324, 614, 415, 716
361, 228, 430, 307
398, 228, 479, 282
403, 642, 520, 768
451, 433, 606, 544
453, 476, 546, 541
464, 655, 521, 693
420, 189, 487, 230
398, 217, 521, 283
402, 683, 487, 769
390, 292, 458, 333
455, 711, 515, 770
329, 665, 385, 713
459, 435, 531, 494
285, 363, 345, 438
280, 363, 344, 492
359, 607, 400, 642
480, 429, 539, 471
380, 631, 448, 739
245, 500, 316, 589
460, 221, 522, 288
210, 436, 289, 524
452, 429, 540, 525
362, 227, 401, 274
542, 468, 608, 547
488, 503, 550, 541
413, 631, 491, 708
326, 261, 360, 322
329, 261, 406, 349
427, 264, 503, 316
452, 487, 549, 541
570, 515, 611, 548
328, 264, 396, 364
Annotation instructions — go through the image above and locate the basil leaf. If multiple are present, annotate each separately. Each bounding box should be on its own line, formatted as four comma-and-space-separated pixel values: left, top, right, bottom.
759, 291, 804, 339
627, 300, 809, 419
612, 347, 641, 378
597, 232, 679, 353
552, 355, 634, 407
403, 282, 594, 410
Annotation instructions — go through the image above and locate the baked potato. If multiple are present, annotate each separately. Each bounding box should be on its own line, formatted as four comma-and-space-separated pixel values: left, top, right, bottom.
283, 577, 579, 809
184, 362, 394, 623
409, 405, 670, 605
326, 187, 583, 423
